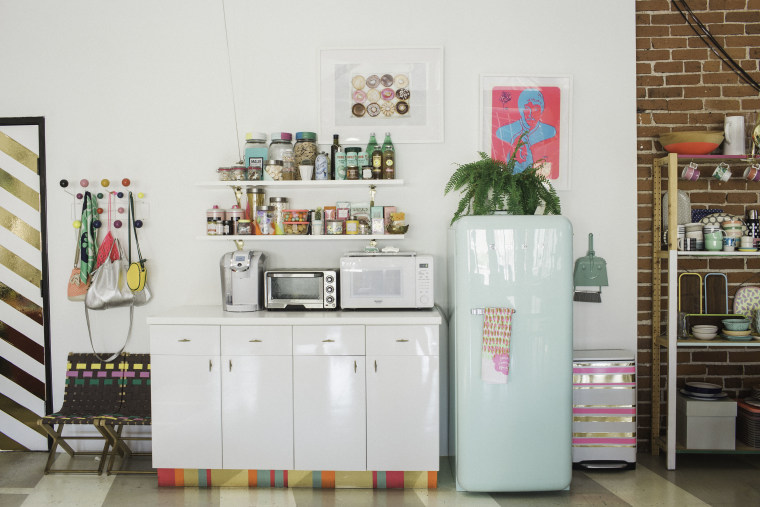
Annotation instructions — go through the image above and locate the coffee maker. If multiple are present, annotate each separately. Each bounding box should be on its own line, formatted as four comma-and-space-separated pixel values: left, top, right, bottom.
220, 250, 265, 312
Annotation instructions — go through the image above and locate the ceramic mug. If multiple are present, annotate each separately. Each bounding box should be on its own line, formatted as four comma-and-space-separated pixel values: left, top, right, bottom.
678, 237, 698, 251
704, 231, 724, 251
723, 236, 737, 251
713, 162, 732, 182
745, 164, 760, 182
681, 163, 700, 181
740, 236, 754, 248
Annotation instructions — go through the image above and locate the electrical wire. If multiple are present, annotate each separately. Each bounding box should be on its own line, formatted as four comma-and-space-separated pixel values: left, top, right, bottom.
672, 0, 760, 94
221, 0, 242, 162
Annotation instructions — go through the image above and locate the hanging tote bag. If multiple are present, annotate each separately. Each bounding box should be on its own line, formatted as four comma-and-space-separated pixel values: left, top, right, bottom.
67, 241, 89, 301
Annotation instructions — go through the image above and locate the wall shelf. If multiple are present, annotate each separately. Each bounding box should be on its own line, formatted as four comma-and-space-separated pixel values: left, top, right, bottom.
197, 180, 404, 189
197, 235, 404, 241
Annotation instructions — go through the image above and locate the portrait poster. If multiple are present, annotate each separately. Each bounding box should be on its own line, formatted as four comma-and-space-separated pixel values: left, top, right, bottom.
481, 75, 572, 190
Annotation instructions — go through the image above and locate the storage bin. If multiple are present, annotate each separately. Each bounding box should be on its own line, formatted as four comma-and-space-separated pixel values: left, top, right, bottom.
283, 209, 309, 222
676, 393, 737, 450
283, 222, 309, 235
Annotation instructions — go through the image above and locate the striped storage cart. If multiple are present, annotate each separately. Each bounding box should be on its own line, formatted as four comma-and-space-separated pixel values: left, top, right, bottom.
572, 349, 636, 470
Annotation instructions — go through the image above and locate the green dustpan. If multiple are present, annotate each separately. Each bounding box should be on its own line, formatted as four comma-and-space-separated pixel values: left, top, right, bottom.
574, 233, 608, 302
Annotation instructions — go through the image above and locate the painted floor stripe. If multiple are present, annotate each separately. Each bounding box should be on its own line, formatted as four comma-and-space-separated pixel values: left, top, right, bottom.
588, 463, 710, 506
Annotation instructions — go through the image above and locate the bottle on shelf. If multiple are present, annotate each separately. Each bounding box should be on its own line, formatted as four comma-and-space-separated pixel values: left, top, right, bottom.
382, 132, 395, 179
330, 134, 341, 180
366, 132, 378, 158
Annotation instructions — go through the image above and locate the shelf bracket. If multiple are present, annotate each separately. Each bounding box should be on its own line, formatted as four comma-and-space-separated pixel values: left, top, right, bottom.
232, 185, 244, 208
234, 239, 244, 251
369, 184, 376, 207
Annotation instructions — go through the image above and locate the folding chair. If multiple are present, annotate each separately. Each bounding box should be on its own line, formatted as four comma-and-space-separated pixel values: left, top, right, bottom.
100, 353, 154, 475
37, 353, 125, 474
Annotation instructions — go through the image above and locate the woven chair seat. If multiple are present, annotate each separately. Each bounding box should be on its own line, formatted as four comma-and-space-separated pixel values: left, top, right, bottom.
103, 414, 151, 426
41, 412, 120, 425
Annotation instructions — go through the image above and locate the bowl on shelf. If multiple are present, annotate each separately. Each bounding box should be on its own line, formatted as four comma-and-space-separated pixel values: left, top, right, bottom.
692, 330, 718, 340
692, 324, 718, 334
721, 328, 752, 337
721, 318, 751, 331
658, 131, 724, 155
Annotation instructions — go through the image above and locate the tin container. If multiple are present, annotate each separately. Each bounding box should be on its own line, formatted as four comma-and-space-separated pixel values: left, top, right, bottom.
326, 220, 344, 235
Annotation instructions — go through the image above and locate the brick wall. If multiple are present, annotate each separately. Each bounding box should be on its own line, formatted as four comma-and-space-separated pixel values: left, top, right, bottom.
636, 0, 760, 452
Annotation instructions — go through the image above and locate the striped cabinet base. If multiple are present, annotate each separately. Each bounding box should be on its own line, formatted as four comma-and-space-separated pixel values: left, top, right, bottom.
572, 349, 636, 469
157, 469, 437, 489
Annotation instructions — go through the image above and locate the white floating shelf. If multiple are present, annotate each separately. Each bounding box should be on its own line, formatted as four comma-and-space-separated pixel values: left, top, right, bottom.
197, 180, 404, 189
197, 235, 405, 241
676, 251, 760, 256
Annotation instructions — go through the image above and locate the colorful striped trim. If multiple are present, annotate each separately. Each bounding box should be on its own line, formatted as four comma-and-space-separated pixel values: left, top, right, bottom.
156, 469, 437, 489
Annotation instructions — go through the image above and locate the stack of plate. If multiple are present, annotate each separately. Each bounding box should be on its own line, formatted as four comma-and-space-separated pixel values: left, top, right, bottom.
679, 381, 728, 400
737, 391, 760, 447
721, 328, 754, 341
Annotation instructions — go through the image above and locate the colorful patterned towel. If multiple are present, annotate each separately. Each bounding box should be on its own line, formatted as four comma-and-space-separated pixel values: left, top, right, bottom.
481, 307, 515, 384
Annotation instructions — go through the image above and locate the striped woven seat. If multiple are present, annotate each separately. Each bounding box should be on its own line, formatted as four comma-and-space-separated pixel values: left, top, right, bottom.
38, 353, 125, 475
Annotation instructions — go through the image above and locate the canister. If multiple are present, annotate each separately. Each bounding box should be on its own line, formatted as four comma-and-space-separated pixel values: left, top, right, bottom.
326, 220, 344, 235
207, 205, 224, 235
269, 197, 288, 235
345, 147, 361, 180
230, 164, 247, 181
294, 132, 318, 179
226, 205, 245, 235
246, 187, 266, 219
265, 160, 284, 181
237, 219, 252, 235
255, 205, 275, 235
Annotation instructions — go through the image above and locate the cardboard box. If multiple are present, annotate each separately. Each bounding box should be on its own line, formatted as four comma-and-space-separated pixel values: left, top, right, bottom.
676, 393, 737, 450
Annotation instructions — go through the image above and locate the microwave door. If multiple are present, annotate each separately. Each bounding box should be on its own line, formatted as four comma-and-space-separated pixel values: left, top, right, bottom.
346, 258, 415, 307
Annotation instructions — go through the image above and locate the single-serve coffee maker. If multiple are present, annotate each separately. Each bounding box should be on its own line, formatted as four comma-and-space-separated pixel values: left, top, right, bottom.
220, 250, 265, 312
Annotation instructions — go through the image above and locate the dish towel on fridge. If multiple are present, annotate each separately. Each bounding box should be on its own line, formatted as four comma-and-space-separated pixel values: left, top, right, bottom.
481, 307, 516, 384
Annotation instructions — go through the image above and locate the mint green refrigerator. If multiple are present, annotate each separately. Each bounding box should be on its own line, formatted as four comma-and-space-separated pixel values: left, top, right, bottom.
448, 215, 573, 491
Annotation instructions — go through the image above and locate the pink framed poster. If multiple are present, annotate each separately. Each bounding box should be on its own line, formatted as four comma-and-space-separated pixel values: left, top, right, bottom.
480, 75, 572, 190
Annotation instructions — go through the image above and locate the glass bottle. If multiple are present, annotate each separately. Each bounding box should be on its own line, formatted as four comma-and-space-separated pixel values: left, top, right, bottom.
330, 134, 341, 180
381, 132, 395, 179
366, 132, 378, 158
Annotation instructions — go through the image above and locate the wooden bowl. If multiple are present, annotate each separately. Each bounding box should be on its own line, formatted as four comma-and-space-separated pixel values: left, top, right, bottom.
659, 131, 724, 155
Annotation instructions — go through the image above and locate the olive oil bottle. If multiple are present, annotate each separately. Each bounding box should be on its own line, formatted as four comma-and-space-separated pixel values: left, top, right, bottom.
381, 132, 395, 179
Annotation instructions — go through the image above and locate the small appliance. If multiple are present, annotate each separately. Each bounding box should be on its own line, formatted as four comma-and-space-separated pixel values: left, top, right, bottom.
339, 252, 434, 309
264, 269, 338, 310
220, 250, 266, 312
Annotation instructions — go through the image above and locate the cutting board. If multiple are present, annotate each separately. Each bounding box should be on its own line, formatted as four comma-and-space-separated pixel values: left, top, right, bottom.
704, 273, 728, 314
678, 272, 702, 314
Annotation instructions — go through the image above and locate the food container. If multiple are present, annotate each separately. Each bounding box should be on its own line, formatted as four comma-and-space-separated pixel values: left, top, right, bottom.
345, 219, 359, 234
283, 222, 309, 235
217, 167, 232, 181
283, 209, 309, 222
237, 219, 252, 235
269, 197, 288, 235
294, 132, 318, 173
326, 220, 344, 235
255, 205, 275, 235
265, 160, 284, 181
246, 187, 266, 218
230, 164, 247, 181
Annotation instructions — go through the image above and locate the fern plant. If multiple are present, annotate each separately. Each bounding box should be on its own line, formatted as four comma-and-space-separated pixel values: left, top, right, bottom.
444, 136, 561, 224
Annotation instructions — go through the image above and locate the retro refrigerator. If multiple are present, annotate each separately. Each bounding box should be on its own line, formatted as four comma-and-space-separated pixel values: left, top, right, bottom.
448, 215, 573, 492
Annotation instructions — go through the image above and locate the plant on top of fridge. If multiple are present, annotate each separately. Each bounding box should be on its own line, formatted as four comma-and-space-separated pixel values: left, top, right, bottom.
444, 133, 561, 224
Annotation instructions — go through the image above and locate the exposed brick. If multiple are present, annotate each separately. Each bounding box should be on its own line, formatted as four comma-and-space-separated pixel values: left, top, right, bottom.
692, 350, 729, 362
683, 86, 722, 97
672, 48, 712, 61
639, 49, 674, 62
653, 61, 685, 73
729, 350, 760, 362
649, 87, 685, 98
665, 74, 702, 86
668, 98, 710, 111
652, 37, 689, 49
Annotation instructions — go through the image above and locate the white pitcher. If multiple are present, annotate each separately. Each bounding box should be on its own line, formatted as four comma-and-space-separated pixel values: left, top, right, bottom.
724, 115, 745, 155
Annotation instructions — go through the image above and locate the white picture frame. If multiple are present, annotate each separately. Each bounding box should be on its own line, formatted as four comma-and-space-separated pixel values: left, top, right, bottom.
319, 47, 444, 144
480, 75, 572, 190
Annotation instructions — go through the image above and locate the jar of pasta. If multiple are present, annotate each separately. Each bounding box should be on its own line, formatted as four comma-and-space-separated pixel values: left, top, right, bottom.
294, 132, 318, 180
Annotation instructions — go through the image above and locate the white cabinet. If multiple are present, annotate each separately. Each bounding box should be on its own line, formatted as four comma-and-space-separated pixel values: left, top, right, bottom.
221, 326, 293, 470
366, 325, 439, 471
150, 325, 222, 469
293, 325, 366, 471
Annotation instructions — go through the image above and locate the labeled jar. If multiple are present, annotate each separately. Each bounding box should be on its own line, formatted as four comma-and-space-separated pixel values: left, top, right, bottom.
207, 205, 224, 235
265, 160, 284, 181
315, 152, 329, 180
335, 151, 347, 180
226, 205, 245, 235
269, 197, 288, 235
345, 219, 359, 234
244, 132, 268, 177
237, 219, 253, 235
282, 161, 296, 180
268, 132, 293, 162
294, 132, 318, 174
326, 220, 344, 235
222, 219, 232, 235
255, 205, 275, 235
345, 147, 361, 180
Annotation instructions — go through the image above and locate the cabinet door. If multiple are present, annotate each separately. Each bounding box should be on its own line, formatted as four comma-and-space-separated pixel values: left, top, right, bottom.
366, 355, 439, 471
151, 354, 222, 469
293, 356, 366, 471
221, 355, 293, 470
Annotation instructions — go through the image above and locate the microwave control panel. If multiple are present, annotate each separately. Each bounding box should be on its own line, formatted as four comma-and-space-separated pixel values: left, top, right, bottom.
415, 255, 434, 307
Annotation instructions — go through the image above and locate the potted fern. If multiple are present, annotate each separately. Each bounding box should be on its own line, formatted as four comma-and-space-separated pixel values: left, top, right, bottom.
444, 136, 561, 224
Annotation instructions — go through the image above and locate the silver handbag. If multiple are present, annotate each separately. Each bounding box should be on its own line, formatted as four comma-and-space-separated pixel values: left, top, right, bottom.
85, 239, 134, 310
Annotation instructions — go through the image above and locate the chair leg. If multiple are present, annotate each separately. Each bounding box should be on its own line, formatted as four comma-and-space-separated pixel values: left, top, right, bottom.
101, 423, 155, 476
37, 421, 113, 475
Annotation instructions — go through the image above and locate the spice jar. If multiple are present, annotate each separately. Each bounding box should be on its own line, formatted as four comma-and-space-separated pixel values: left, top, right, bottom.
294, 132, 318, 179
326, 220, 344, 235
255, 205, 275, 235
268, 132, 293, 162
269, 197, 288, 235
345, 147, 361, 180
237, 219, 252, 235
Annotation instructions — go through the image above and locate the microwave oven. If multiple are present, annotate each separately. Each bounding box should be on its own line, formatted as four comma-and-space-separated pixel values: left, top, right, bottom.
339, 252, 434, 309
264, 269, 338, 310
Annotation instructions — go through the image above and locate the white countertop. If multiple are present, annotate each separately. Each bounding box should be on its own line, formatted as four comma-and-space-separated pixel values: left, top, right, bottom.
147, 305, 443, 326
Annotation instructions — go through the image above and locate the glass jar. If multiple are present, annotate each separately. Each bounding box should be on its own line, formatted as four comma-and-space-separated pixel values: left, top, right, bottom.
246, 187, 266, 219
217, 167, 232, 181
237, 219, 252, 235
282, 161, 296, 180
243, 132, 268, 176
294, 132, 318, 170
269, 197, 288, 235
345, 147, 361, 180
255, 205, 275, 235
268, 132, 293, 162
230, 164, 247, 181
265, 160, 284, 181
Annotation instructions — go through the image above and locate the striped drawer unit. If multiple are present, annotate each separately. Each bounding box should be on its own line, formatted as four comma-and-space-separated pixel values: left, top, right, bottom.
572, 349, 636, 469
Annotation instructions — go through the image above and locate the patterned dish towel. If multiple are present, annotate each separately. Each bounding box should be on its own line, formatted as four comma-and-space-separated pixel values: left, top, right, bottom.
481, 307, 516, 384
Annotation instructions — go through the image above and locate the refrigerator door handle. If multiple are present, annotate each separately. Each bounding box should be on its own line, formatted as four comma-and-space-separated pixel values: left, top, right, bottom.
471, 307, 517, 315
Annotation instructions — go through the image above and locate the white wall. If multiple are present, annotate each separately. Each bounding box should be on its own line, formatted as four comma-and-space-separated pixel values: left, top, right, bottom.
1, 0, 636, 412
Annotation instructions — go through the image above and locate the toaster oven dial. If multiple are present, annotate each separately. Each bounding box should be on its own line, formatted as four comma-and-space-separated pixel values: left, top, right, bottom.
326, 275, 334, 283
326, 296, 335, 304
326, 286, 334, 293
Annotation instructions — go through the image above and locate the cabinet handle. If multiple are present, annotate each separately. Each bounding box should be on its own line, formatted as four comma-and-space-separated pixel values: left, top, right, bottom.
209, 359, 212, 372
249, 339, 262, 343
229, 359, 232, 372
396, 339, 409, 342
322, 339, 335, 343
354, 360, 357, 373
374, 359, 377, 372
178, 338, 191, 342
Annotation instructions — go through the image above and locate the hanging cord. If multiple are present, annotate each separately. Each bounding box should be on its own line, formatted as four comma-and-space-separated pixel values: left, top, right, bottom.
220, 0, 242, 161
672, 0, 760, 94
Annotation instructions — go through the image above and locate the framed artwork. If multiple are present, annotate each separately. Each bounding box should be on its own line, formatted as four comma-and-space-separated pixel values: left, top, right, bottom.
319, 47, 444, 143
480, 75, 572, 190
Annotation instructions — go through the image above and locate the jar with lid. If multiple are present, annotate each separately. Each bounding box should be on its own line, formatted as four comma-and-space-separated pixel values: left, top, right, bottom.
243, 132, 268, 178
345, 147, 361, 180
255, 205, 275, 235
217, 167, 232, 181
230, 164, 247, 181
269, 197, 288, 235
207, 205, 224, 235
246, 187, 266, 219
315, 152, 329, 180
226, 205, 245, 235
265, 160, 284, 181
237, 219, 252, 235
268, 132, 293, 162
294, 132, 318, 179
